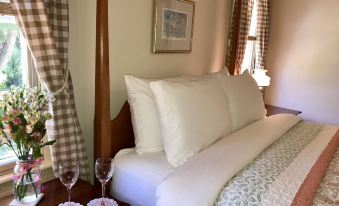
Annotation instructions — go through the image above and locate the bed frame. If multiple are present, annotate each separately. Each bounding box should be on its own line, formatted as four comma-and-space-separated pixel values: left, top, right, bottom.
94, 0, 134, 164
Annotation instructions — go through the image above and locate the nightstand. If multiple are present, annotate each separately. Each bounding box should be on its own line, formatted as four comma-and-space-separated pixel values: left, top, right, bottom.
0, 179, 129, 206
265, 104, 302, 116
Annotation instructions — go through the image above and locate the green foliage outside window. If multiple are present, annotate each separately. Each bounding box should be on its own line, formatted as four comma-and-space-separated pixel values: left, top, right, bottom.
1, 41, 22, 89
0, 19, 23, 159
0, 22, 23, 91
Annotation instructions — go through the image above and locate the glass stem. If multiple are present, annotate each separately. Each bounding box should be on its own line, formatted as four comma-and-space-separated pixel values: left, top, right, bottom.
102, 182, 105, 198
67, 187, 71, 203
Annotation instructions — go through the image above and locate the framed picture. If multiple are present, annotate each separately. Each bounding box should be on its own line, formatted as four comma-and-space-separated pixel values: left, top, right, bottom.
152, 0, 195, 53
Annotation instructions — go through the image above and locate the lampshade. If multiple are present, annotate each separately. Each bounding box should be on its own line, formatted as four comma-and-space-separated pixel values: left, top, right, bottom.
252, 68, 270, 87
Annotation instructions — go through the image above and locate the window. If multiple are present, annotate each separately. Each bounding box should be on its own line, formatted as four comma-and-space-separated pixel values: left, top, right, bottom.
241, 0, 258, 74
0, 15, 23, 90
0, 2, 38, 175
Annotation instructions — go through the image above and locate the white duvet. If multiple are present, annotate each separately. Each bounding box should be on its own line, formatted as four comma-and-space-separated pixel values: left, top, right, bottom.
156, 114, 302, 206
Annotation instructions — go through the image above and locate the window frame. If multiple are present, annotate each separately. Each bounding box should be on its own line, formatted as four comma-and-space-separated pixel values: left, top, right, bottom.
0, 3, 47, 176
0, 3, 13, 16
0, 2, 15, 176
0, 157, 15, 176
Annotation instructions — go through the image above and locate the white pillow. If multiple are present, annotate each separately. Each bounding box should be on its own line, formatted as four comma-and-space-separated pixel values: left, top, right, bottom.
219, 72, 266, 131
124, 70, 228, 154
150, 77, 232, 167
125, 75, 163, 153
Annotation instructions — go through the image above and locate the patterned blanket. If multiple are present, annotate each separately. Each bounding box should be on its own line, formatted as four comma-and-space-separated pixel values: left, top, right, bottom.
215, 121, 339, 206
312, 146, 339, 205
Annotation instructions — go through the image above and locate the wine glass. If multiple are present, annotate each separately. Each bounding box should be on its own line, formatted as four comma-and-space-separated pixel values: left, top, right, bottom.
59, 160, 79, 205
95, 157, 114, 205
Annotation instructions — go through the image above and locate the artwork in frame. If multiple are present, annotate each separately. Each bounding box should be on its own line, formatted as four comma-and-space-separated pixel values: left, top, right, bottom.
153, 0, 195, 53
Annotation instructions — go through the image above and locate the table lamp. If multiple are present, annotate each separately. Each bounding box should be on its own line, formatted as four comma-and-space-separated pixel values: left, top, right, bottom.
252, 68, 270, 96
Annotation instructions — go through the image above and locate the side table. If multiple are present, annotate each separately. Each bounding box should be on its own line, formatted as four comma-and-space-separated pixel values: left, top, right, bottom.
0, 178, 129, 206
265, 104, 302, 116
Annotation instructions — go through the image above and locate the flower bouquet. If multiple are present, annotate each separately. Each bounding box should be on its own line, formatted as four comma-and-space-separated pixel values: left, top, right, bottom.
0, 87, 55, 203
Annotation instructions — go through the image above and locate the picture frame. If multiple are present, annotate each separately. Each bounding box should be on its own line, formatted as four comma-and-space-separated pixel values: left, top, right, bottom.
152, 0, 195, 53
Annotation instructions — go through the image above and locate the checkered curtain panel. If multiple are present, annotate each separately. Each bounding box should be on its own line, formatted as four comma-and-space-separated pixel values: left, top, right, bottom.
235, 0, 254, 75
255, 0, 270, 68
225, 0, 254, 75
10, 0, 90, 181
225, 0, 237, 71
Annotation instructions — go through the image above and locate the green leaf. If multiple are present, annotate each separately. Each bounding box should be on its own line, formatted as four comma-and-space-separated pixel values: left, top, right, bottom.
14, 126, 25, 144
32, 147, 42, 159
40, 140, 56, 148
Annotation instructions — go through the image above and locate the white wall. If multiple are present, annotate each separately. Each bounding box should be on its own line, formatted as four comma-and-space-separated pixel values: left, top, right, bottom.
69, 0, 230, 180
265, 0, 339, 125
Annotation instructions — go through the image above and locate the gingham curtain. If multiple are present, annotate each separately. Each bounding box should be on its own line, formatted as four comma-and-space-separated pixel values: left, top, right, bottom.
255, 0, 270, 68
235, 0, 254, 75
10, 0, 90, 181
225, 0, 237, 72
226, 0, 254, 75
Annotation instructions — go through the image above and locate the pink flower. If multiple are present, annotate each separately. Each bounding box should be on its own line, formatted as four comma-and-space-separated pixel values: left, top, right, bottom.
13, 118, 22, 126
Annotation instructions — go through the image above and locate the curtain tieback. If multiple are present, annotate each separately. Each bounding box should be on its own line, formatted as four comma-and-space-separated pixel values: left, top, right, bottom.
43, 58, 70, 102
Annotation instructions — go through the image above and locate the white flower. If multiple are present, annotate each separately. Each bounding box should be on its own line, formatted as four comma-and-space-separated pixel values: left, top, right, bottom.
26, 125, 33, 133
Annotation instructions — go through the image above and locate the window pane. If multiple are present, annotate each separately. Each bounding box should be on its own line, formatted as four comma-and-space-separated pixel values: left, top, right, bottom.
0, 15, 23, 91
0, 15, 23, 163
241, 40, 255, 73
248, 0, 258, 37
0, 144, 15, 161
241, 0, 258, 73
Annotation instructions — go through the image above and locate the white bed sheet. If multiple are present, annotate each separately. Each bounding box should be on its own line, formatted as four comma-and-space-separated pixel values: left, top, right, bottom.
156, 114, 302, 206
111, 148, 175, 206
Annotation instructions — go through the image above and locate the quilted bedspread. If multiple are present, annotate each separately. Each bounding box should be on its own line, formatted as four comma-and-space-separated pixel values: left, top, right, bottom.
156, 115, 338, 206
215, 121, 339, 206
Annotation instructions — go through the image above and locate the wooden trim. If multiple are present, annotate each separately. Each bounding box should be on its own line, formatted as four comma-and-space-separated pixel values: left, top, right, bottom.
0, 158, 15, 176
94, 0, 111, 163
228, 0, 242, 75
0, 3, 13, 15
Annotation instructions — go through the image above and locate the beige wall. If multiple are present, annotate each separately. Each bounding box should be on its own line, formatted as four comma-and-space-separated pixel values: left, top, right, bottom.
69, 0, 230, 180
265, 0, 339, 125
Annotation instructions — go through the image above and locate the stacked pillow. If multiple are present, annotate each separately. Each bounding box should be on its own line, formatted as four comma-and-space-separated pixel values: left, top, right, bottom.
125, 75, 164, 154
124, 70, 228, 154
150, 76, 232, 166
124, 70, 266, 166
218, 72, 267, 131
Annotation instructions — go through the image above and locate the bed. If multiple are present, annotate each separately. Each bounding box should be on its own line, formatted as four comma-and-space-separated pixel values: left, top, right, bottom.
94, 1, 339, 206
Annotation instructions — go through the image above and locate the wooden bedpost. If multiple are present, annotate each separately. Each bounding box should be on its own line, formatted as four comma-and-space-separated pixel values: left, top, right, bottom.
94, 0, 111, 164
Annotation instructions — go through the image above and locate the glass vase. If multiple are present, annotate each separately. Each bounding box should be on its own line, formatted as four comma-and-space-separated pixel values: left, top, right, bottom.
13, 160, 41, 203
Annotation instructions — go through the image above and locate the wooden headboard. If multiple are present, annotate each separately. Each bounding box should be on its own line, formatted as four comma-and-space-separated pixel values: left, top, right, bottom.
111, 101, 135, 157
94, 0, 135, 162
